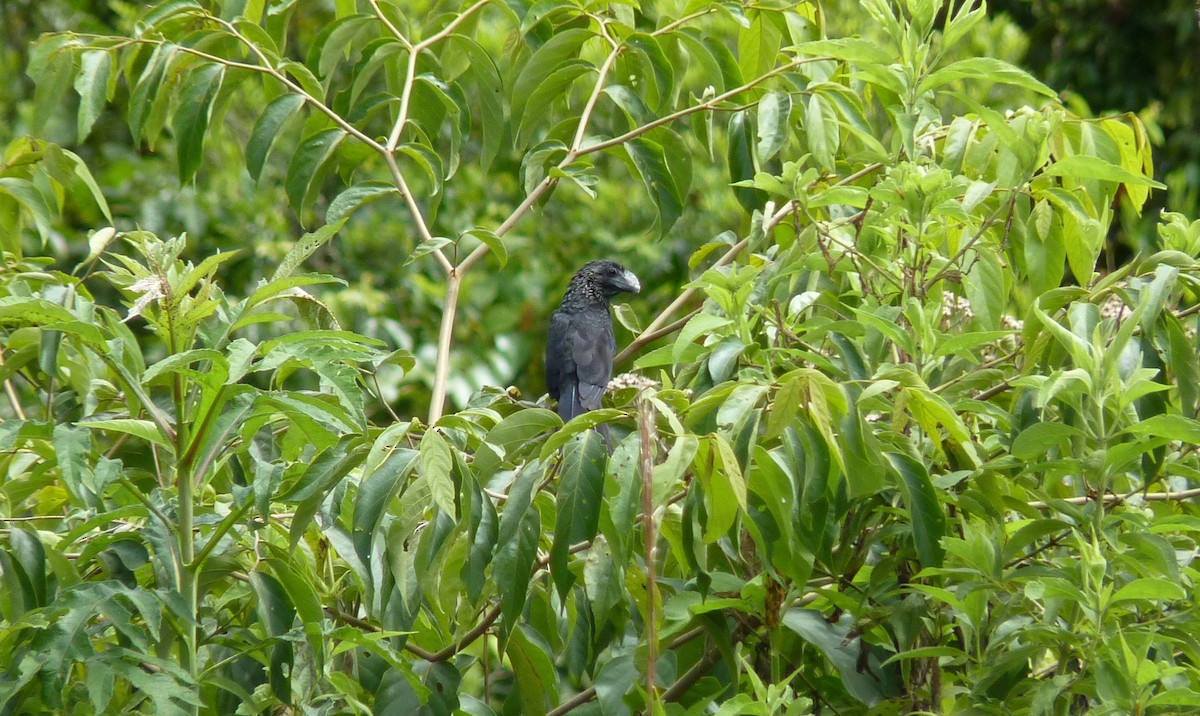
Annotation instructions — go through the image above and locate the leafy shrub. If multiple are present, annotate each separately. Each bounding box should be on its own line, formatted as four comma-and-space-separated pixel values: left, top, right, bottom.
3, 1, 1200, 714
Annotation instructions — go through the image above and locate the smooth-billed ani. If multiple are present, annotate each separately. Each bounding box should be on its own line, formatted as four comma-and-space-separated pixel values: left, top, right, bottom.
545, 260, 641, 426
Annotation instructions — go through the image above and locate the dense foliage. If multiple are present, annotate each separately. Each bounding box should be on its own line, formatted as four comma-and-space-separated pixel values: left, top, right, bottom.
3, 1, 1200, 714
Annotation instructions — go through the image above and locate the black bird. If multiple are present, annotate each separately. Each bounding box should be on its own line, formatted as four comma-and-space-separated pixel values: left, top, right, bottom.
546, 260, 641, 428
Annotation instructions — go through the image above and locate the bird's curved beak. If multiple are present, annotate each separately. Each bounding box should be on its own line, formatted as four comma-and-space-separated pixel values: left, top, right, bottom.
618, 270, 641, 294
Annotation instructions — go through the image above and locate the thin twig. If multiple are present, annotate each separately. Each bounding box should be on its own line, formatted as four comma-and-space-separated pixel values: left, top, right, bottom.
547, 686, 597, 716
639, 393, 659, 709
1027, 486, 1200, 510
429, 603, 503, 661
659, 647, 722, 704
0, 348, 26, 420
614, 308, 701, 366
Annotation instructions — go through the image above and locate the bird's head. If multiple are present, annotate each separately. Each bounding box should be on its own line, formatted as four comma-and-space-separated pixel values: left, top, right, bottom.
572, 259, 641, 300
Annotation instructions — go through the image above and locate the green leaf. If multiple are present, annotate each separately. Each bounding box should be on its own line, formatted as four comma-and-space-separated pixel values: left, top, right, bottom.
29, 35, 77, 133
886, 452, 945, 568
1012, 422, 1082, 459
782, 608, 898, 706
920, 57, 1056, 97
0, 178, 53, 242
249, 570, 295, 701
1124, 414, 1200, 443
271, 219, 347, 282
247, 93, 305, 181
728, 110, 766, 212
60, 147, 113, 223
264, 556, 326, 672
419, 429, 457, 521
511, 27, 593, 142
626, 32, 675, 111
737, 10, 781, 89
797, 37, 892, 65
1110, 577, 1185, 604
964, 248, 1005, 330
697, 434, 747, 542
352, 447, 417, 575
805, 92, 833, 170
756, 90, 791, 163
286, 128, 346, 219
539, 408, 625, 459
550, 431, 607, 601
516, 61, 594, 145
1043, 154, 1165, 189
396, 142, 443, 196
506, 625, 559, 712
78, 418, 172, 448
128, 42, 173, 144
173, 63, 225, 184
74, 50, 113, 142
326, 182, 397, 225
625, 136, 684, 234
448, 35, 505, 171
494, 506, 540, 635
462, 227, 507, 268
474, 409, 561, 480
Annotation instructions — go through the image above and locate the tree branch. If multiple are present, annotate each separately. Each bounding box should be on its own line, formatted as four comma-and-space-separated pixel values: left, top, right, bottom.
660, 646, 722, 704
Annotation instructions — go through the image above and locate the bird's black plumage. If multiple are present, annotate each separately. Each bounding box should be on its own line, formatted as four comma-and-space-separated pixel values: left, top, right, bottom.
546, 260, 641, 424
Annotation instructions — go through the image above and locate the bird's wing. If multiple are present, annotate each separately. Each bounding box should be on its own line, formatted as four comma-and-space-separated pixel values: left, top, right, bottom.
545, 310, 573, 398
569, 307, 615, 413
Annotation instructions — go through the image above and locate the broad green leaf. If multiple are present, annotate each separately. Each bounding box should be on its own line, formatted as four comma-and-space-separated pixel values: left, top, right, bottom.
494, 508, 539, 636
29, 35, 78, 133
265, 557, 326, 672
797, 37, 892, 65
511, 28, 593, 142
602, 433, 642, 563
652, 433, 698, 506
249, 570, 295, 701
805, 92, 833, 170
173, 63, 225, 184
247, 93, 305, 181
78, 418, 171, 448
419, 429, 457, 521
625, 137, 684, 234
463, 227, 507, 268
756, 90, 791, 163
271, 219, 347, 282
886, 452, 945, 568
729, 110, 766, 212
285, 128, 346, 219
920, 57, 1056, 97
1012, 422, 1082, 459
1124, 414, 1200, 443
782, 608, 898, 705
539, 408, 625, 459
327, 182, 397, 225
1043, 154, 1165, 189
0, 178, 53, 242
1110, 577, 1185, 604
964, 247, 1005, 330
506, 625, 559, 712
550, 430, 607, 600
352, 447, 417, 574
74, 50, 113, 142
697, 434, 747, 542
128, 42, 173, 144
396, 142, 444, 196
737, 10, 781, 88
448, 35, 505, 170
626, 32, 674, 111
474, 409, 561, 480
